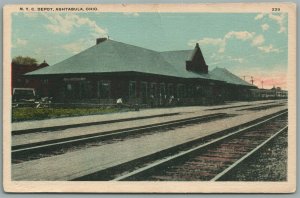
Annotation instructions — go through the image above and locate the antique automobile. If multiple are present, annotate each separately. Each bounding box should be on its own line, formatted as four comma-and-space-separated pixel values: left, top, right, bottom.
12, 88, 36, 107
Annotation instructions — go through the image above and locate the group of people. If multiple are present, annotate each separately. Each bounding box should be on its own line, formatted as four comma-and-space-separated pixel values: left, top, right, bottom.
116, 94, 179, 109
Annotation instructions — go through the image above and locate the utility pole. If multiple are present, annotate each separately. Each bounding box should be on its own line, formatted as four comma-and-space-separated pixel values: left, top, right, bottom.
250, 76, 254, 85
261, 80, 264, 89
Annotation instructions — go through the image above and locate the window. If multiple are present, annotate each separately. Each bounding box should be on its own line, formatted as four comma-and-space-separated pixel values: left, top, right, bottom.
150, 83, 157, 97
141, 82, 148, 103
65, 82, 80, 99
67, 83, 72, 91
195, 84, 204, 97
129, 81, 136, 98
98, 81, 111, 99
64, 79, 94, 100
167, 83, 174, 97
187, 86, 193, 97
177, 84, 184, 98
160, 83, 166, 97
80, 81, 93, 99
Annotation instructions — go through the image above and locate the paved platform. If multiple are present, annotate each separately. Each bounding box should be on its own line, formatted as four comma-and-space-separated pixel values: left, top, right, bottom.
12, 100, 280, 132
12, 104, 287, 181
12, 100, 284, 147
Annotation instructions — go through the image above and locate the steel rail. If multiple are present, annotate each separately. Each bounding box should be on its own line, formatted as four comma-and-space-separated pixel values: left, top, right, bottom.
12, 113, 226, 153
112, 110, 287, 181
12, 112, 181, 135
211, 125, 287, 181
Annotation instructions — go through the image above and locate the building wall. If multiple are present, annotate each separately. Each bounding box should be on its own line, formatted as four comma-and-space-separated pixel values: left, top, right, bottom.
12, 62, 49, 96
43, 73, 226, 106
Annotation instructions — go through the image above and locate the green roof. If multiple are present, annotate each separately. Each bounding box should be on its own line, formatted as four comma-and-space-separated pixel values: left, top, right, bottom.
160, 50, 217, 80
27, 40, 179, 77
26, 39, 255, 87
26, 40, 217, 81
210, 67, 256, 87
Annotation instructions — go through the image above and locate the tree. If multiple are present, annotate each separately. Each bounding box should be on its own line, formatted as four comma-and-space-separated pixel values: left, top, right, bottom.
12, 56, 38, 66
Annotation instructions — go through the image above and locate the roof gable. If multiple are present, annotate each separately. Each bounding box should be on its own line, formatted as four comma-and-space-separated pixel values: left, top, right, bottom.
186, 43, 208, 73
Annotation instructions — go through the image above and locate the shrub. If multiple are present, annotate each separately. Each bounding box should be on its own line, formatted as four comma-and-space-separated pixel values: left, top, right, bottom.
12, 107, 125, 122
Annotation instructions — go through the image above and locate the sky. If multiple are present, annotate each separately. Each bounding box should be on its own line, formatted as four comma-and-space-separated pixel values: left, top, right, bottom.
11, 12, 288, 89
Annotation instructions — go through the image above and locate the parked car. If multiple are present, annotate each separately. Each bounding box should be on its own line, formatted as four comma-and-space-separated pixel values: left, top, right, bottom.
12, 88, 36, 107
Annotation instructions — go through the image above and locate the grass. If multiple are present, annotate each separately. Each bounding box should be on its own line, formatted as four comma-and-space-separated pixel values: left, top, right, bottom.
12, 107, 128, 122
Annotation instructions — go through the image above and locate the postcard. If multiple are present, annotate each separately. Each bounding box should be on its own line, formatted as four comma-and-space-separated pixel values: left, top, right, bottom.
3, 3, 296, 193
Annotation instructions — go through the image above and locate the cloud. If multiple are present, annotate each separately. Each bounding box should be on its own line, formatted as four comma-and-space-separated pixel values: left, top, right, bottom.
261, 23, 270, 31
189, 38, 224, 46
23, 12, 38, 18
268, 13, 286, 33
43, 13, 108, 36
189, 31, 255, 53
254, 13, 265, 20
224, 31, 255, 41
251, 35, 265, 46
189, 30, 283, 55
62, 39, 91, 54
13, 38, 28, 48
257, 44, 280, 53
254, 13, 286, 33
209, 53, 244, 65
123, 12, 140, 17
17, 38, 28, 46
190, 38, 225, 52
227, 56, 244, 63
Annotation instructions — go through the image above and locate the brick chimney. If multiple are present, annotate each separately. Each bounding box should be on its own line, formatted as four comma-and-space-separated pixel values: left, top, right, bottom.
96, 38, 108, 45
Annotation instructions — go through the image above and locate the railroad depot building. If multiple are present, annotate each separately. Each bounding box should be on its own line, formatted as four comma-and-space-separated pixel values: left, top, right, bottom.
26, 38, 256, 106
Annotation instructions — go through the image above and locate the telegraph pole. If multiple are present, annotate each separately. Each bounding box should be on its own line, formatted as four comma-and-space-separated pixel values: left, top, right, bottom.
250, 76, 254, 85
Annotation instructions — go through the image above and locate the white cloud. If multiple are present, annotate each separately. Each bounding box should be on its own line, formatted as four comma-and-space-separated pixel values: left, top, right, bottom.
227, 56, 244, 63
209, 54, 244, 66
189, 38, 224, 46
255, 13, 265, 20
190, 38, 225, 52
189, 31, 255, 53
23, 12, 38, 18
261, 23, 270, 31
251, 35, 265, 46
123, 12, 139, 17
43, 13, 108, 37
224, 31, 255, 41
189, 30, 281, 55
62, 39, 91, 54
268, 13, 286, 33
257, 44, 280, 53
15, 38, 28, 46
254, 13, 286, 33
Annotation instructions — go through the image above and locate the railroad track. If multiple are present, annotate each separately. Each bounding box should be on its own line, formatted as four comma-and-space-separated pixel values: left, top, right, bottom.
206, 101, 285, 111
238, 103, 286, 111
106, 110, 288, 181
12, 112, 181, 135
12, 113, 230, 163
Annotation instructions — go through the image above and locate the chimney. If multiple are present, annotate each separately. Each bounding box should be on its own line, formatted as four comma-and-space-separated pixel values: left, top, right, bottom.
96, 38, 108, 45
